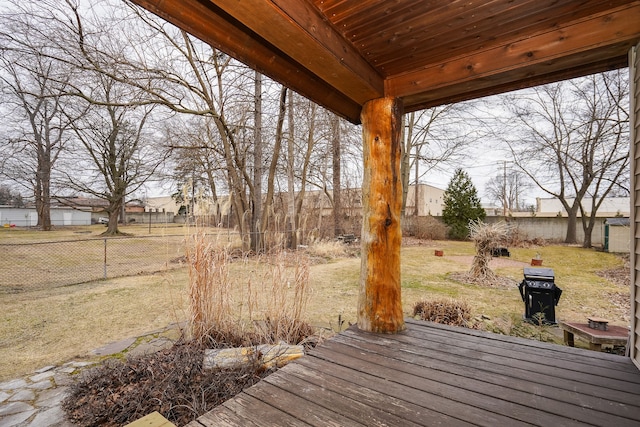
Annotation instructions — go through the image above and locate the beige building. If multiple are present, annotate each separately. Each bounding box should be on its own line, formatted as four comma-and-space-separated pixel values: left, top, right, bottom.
146, 183, 445, 221
292, 183, 444, 218
404, 184, 445, 216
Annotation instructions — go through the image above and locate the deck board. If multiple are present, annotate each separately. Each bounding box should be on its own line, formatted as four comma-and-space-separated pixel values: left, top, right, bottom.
191, 320, 640, 427
337, 325, 640, 402
327, 329, 637, 425
403, 320, 639, 377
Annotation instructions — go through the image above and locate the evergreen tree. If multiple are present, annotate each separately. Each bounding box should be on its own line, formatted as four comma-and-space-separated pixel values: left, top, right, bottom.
442, 169, 486, 239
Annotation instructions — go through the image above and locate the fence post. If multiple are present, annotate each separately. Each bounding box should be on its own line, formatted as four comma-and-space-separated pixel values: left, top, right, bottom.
103, 238, 107, 279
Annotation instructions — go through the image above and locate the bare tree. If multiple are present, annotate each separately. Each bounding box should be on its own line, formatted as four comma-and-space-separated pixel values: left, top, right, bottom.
61, 75, 168, 235
501, 71, 629, 246
286, 90, 297, 248
400, 104, 481, 217
484, 168, 533, 214
0, 0, 76, 230
168, 117, 227, 223
294, 99, 319, 240
0, 185, 25, 207
120, 4, 277, 248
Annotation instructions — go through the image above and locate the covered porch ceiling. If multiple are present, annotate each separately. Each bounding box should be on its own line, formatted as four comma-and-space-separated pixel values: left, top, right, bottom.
132, 0, 640, 123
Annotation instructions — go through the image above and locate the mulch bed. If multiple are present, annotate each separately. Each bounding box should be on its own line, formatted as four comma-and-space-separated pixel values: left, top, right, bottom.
596, 254, 630, 288
596, 254, 631, 323
63, 341, 273, 426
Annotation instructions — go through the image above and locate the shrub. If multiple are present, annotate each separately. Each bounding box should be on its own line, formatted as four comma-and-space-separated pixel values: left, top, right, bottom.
402, 215, 447, 240
64, 341, 270, 426
251, 249, 313, 345
412, 298, 475, 328
64, 239, 316, 427
305, 240, 349, 259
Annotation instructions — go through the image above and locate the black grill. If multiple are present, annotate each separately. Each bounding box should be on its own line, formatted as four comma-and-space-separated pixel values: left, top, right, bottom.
518, 267, 562, 324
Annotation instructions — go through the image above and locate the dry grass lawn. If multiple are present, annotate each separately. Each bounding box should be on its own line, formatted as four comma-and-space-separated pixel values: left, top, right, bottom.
0, 231, 630, 381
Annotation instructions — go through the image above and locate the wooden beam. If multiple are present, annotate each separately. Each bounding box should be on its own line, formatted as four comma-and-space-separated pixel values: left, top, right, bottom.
386, 3, 640, 104
358, 97, 404, 334
130, 0, 364, 123
403, 49, 630, 112
211, 0, 384, 105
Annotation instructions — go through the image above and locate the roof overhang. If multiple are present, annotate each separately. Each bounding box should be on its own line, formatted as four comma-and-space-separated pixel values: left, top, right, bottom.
131, 0, 640, 124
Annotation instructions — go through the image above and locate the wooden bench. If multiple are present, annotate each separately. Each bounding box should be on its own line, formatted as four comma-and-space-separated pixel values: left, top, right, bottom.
336, 234, 356, 244
558, 320, 629, 352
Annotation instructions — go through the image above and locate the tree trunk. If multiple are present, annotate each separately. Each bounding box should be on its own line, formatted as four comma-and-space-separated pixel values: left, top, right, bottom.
105, 202, 122, 235
35, 155, 52, 231
357, 97, 405, 334
260, 87, 287, 247
331, 114, 343, 237
251, 71, 263, 252
286, 92, 297, 249
583, 223, 594, 248
414, 143, 419, 216
400, 113, 413, 217
565, 206, 579, 244
581, 211, 598, 248
293, 103, 317, 245
204, 165, 220, 225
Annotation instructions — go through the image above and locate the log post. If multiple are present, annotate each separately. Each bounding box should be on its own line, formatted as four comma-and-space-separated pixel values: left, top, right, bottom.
357, 97, 405, 333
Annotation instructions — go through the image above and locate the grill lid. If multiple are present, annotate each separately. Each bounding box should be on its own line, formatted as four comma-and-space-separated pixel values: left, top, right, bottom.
523, 267, 554, 281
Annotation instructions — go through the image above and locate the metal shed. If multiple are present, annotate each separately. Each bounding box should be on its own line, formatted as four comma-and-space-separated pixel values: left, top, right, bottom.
605, 217, 631, 253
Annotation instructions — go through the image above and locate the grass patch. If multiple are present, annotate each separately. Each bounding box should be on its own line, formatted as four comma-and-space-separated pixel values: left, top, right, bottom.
0, 271, 189, 381
0, 231, 631, 382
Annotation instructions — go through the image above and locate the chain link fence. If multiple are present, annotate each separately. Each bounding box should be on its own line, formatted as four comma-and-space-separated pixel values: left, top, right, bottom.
0, 227, 340, 292
0, 235, 191, 292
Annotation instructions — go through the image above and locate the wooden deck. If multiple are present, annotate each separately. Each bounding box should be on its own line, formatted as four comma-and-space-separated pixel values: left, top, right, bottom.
186, 319, 640, 426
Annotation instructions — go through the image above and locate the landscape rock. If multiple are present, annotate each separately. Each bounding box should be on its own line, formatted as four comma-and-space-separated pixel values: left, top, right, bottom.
29, 371, 55, 383
0, 391, 10, 404
0, 401, 33, 417
35, 387, 68, 408
0, 408, 37, 426
91, 337, 137, 356
0, 379, 27, 390
28, 380, 53, 390
8, 389, 35, 402
29, 406, 71, 427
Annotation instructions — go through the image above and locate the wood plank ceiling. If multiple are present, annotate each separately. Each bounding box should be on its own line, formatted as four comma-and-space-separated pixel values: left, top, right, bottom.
132, 0, 640, 123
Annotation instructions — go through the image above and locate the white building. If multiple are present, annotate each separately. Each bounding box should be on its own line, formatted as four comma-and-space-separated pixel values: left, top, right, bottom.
535, 197, 630, 217
0, 207, 92, 227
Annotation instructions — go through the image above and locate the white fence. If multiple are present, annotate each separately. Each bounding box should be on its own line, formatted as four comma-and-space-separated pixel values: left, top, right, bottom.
484, 216, 629, 251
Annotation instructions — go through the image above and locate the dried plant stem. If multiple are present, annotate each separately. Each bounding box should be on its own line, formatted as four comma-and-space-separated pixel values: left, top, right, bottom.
185, 232, 234, 344
185, 231, 313, 347
468, 220, 511, 283
257, 250, 312, 344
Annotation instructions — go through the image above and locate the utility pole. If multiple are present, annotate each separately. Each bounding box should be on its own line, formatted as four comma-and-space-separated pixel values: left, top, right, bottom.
502, 160, 507, 217
499, 160, 513, 216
